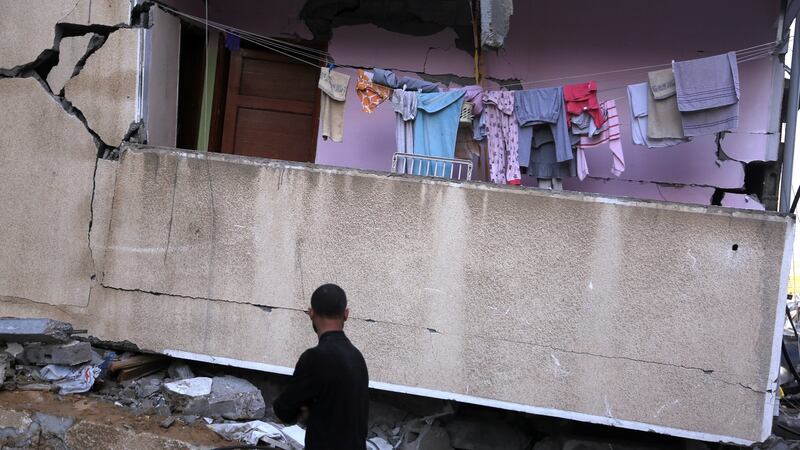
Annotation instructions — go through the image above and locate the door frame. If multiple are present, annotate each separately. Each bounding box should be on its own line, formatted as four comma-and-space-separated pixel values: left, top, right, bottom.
217, 41, 325, 163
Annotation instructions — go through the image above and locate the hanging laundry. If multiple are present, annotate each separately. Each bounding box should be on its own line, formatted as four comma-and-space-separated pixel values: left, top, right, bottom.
455, 127, 487, 181
673, 52, 740, 136
372, 68, 440, 93
482, 91, 521, 185
318, 68, 351, 143
413, 90, 466, 176
577, 99, 624, 181
514, 87, 573, 165
458, 85, 485, 115
646, 68, 686, 139
355, 69, 392, 113
627, 82, 688, 147
527, 126, 576, 179
570, 112, 601, 137
391, 89, 417, 156
563, 81, 605, 129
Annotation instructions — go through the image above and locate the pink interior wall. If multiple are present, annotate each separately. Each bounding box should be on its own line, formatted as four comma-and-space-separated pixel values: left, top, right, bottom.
161, 0, 783, 208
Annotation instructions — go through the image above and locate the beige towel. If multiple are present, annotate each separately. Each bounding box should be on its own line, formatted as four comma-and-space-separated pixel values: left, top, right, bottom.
318, 68, 351, 143
646, 68, 685, 139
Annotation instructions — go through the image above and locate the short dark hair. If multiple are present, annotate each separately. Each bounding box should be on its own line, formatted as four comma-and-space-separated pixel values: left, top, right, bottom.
310, 284, 347, 318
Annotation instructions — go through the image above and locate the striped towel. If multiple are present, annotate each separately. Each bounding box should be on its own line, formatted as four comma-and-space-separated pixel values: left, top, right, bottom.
577, 100, 624, 181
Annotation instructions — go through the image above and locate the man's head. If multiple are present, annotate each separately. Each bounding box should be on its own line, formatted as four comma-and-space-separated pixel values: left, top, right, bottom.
308, 284, 349, 335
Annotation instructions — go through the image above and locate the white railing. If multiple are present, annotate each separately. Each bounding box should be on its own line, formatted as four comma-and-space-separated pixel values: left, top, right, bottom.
391, 153, 473, 181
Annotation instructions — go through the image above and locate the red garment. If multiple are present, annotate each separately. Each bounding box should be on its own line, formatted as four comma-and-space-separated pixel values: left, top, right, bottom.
563, 81, 604, 128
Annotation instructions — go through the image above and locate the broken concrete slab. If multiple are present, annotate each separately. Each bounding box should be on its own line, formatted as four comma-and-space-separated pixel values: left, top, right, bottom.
161, 376, 212, 415
23, 341, 92, 366
59, 0, 132, 27
0, 78, 98, 307
47, 34, 94, 94
0, 318, 75, 343
208, 375, 266, 420
64, 28, 139, 146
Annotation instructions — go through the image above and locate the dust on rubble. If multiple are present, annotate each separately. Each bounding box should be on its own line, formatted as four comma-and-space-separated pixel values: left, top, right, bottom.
0, 390, 230, 447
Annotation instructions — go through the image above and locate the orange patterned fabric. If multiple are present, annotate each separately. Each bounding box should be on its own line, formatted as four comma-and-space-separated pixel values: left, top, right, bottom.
355, 69, 392, 113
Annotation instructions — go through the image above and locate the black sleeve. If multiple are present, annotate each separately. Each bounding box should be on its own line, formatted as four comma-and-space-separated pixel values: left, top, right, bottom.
273, 349, 321, 424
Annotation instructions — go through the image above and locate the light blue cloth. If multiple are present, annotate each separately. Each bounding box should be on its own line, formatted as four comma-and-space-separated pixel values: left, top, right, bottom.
412, 90, 466, 177
627, 82, 687, 148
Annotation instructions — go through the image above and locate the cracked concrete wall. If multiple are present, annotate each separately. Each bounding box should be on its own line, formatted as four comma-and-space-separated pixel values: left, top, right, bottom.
0, 78, 98, 307
12, 144, 778, 444
64, 28, 140, 148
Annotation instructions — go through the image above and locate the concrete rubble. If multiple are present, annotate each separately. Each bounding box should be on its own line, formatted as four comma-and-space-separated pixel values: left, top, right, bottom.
2, 317, 798, 449
0, 318, 76, 343
22, 340, 92, 366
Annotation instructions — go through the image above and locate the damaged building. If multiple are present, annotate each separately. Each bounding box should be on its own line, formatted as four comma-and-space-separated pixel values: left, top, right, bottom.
0, 0, 797, 448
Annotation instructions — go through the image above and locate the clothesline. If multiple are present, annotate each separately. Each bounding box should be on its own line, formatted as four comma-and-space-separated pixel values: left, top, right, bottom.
159, 2, 783, 93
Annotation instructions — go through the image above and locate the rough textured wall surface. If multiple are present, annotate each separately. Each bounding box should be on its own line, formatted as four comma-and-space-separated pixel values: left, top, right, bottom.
0, 78, 97, 306
23, 144, 777, 445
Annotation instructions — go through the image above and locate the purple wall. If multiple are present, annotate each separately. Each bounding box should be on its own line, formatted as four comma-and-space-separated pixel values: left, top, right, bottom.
163, 0, 783, 208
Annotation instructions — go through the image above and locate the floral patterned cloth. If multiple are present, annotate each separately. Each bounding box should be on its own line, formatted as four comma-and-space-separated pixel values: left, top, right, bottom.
355, 69, 392, 113
482, 91, 521, 185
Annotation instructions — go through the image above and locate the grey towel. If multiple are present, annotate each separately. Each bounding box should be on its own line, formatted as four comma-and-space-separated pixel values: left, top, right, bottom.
628, 82, 687, 148
673, 52, 740, 136
513, 88, 573, 162
646, 69, 686, 139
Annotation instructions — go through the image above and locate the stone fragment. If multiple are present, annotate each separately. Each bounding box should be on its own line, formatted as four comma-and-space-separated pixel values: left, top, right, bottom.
47, 34, 93, 94
161, 377, 213, 415
23, 341, 91, 366
64, 28, 139, 146
400, 420, 453, 450
33, 412, 74, 440
159, 416, 176, 429
0, 353, 10, 387
207, 375, 266, 420
167, 361, 194, 380
0, 318, 74, 343
179, 415, 199, 425
135, 374, 164, 398
4, 342, 24, 358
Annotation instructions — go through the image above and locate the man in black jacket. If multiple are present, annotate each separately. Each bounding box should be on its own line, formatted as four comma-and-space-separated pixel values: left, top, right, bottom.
273, 284, 369, 450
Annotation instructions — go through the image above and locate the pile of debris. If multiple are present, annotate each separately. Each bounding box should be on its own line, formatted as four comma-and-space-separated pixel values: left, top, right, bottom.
5, 317, 800, 450
0, 318, 305, 448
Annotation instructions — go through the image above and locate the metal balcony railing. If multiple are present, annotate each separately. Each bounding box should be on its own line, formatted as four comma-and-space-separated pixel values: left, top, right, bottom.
391, 153, 473, 181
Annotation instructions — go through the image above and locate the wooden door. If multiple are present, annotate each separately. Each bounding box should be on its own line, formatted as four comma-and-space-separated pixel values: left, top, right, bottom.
221, 48, 320, 162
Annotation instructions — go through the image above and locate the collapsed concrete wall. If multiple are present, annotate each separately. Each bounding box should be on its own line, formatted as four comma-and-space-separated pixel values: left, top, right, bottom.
0, 0, 795, 446
4, 142, 791, 445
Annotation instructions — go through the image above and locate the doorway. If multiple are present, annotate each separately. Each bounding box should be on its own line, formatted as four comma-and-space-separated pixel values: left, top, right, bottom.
220, 47, 321, 163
